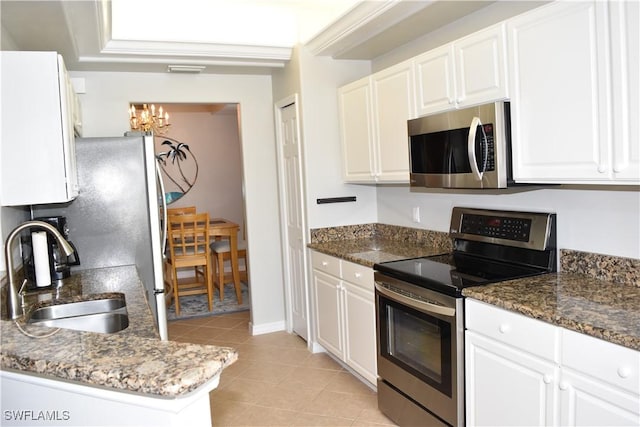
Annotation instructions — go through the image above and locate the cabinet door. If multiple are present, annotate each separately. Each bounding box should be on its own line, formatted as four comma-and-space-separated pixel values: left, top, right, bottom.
313, 269, 343, 358
414, 44, 456, 116
508, 1, 612, 183
559, 369, 640, 426
342, 280, 377, 385
455, 23, 508, 107
466, 330, 558, 426
339, 77, 375, 183
1, 52, 79, 205
371, 61, 413, 183
610, 0, 640, 182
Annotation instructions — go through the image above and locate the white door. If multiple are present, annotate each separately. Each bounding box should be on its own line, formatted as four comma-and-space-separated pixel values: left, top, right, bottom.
275, 96, 309, 341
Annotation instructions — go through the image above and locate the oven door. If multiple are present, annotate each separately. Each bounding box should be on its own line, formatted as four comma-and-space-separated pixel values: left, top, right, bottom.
375, 273, 464, 427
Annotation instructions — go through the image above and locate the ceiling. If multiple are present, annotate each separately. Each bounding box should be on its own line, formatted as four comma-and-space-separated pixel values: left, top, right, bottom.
1, 0, 497, 74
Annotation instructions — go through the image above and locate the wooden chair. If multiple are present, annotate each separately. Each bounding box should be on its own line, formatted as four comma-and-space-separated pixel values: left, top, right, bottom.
166, 206, 196, 216
165, 212, 213, 316
210, 239, 247, 304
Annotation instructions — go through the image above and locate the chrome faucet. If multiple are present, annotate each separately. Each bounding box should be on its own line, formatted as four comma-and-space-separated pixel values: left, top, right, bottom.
4, 220, 75, 320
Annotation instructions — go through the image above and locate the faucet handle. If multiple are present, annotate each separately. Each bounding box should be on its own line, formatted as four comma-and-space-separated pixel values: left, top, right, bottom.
18, 278, 28, 295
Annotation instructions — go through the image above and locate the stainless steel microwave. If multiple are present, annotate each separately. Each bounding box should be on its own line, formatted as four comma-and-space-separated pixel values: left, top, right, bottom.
409, 101, 512, 189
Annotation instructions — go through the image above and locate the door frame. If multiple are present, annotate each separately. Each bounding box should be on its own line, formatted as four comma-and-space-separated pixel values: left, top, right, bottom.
274, 94, 310, 341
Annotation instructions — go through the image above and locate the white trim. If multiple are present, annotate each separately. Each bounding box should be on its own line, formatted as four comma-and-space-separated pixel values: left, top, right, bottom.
102, 39, 292, 61
304, 0, 428, 57
250, 320, 286, 336
77, 55, 286, 69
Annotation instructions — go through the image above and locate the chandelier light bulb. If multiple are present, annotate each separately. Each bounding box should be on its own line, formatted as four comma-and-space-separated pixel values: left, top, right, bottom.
129, 103, 171, 135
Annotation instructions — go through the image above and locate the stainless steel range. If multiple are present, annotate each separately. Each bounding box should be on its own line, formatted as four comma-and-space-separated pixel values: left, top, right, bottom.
373, 207, 557, 427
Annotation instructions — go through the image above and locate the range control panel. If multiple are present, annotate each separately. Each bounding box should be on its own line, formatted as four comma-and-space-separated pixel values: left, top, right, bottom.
450, 207, 556, 251
460, 213, 531, 242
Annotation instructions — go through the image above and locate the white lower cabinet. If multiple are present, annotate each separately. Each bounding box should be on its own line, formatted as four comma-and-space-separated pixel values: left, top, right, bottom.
559, 328, 640, 426
466, 330, 558, 426
311, 251, 377, 385
465, 298, 559, 426
465, 299, 640, 427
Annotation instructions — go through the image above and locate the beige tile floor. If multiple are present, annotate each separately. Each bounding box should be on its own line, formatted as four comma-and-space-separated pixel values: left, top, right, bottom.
168, 311, 397, 426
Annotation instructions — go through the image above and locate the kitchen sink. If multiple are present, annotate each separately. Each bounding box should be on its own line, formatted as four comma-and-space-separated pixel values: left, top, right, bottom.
27, 295, 129, 334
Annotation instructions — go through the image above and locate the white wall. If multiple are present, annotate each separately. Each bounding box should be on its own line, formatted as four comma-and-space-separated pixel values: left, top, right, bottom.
160, 108, 245, 229
0, 206, 30, 273
70, 71, 285, 331
377, 186, 640, 259
295, 47, 376, 229
273, 46, 376, 230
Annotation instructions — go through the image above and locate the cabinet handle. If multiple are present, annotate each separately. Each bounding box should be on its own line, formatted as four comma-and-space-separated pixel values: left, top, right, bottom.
559, 381, 569, 391
498, 324, 510, 334
322, 261, 328, 267
617, 366, 632, 379
354, 272, 362, 279
543, 374, 553, 384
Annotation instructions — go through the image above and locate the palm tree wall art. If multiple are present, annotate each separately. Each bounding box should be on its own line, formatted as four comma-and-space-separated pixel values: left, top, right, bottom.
156, 136, 199, 204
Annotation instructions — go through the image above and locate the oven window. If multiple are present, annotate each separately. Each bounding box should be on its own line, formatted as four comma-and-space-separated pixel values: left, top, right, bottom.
379, 296, 452, 397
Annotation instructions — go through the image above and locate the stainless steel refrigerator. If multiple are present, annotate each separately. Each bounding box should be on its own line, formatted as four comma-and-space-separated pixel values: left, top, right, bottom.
33, 134, 168, 339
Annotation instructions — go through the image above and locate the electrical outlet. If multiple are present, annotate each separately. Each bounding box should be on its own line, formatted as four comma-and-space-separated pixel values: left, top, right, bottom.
412, 207, 420, 223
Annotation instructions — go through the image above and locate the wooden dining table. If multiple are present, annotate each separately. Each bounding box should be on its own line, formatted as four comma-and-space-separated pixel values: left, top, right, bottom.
166, 216, 242, 300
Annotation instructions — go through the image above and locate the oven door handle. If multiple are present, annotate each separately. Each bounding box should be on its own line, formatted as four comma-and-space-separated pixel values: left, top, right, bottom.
375, 283, 456, 317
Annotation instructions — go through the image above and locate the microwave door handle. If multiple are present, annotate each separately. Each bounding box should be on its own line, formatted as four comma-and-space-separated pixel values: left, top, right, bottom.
468, 116, 483, 181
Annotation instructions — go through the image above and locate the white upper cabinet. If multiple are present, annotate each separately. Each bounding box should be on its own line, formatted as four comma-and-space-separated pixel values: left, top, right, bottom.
339, 60, 413, 183
339, 76, 374, 182
1, 51, 79, 205
508, 1, 639, 184
609, 0, 639, 182
370, 61, 414, 182
414, 23, 508, 116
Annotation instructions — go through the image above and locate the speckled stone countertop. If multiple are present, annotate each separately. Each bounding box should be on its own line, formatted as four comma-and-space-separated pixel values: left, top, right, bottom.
463, 273, 640, 351
0, 265, 237, 397
308, 223, 452, 267
464, 249, 640, 351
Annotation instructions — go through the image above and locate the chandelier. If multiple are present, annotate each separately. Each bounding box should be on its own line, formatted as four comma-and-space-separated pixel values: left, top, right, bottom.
129, 104, 170, 135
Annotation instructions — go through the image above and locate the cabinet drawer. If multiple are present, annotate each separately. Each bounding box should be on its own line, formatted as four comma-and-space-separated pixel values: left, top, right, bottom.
561, 328, 639, 394
311, 251, 341, 277
341, 260, 374, 291
465, 299, 559, 362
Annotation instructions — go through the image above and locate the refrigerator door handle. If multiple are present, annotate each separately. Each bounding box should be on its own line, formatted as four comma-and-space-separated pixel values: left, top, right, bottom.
156, 161, 168, 256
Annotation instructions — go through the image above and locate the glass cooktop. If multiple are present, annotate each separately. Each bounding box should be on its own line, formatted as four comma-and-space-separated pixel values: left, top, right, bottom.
374, 253, 547, 297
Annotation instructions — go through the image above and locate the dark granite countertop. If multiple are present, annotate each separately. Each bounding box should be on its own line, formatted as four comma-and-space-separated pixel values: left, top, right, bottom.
0, 265, 237, 397
307, 226, 639, 352
463, 273, 640, 351
308, 237, 449, 267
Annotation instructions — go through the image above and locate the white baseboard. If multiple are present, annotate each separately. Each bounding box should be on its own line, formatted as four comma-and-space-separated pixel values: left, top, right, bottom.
250, 320, 286, 335
310, 341, 326, 354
